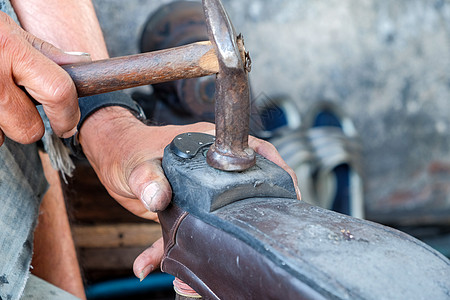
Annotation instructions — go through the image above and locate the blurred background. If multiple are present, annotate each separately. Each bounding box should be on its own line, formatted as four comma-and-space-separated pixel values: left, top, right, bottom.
68, 0, 450, 298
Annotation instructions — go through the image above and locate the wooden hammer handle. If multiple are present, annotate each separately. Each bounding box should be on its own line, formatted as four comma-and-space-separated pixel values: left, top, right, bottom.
62, 41, 219, 97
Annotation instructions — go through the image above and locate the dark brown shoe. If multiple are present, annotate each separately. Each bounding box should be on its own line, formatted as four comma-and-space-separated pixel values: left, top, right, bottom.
159, 133, 450, 299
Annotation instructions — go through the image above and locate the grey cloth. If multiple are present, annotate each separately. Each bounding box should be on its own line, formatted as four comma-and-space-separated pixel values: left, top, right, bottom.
0, 0, 19, 24
21, 275, 80, 300
0, 2, 49, 300
37, 106, 75, 182
0, 139, 47, 300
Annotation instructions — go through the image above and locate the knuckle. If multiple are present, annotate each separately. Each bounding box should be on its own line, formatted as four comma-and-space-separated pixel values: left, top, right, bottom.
46, 72, 76, 104
4, 119, 44, 144
0, 19, 13, 53
28, 35, 45, 53
0, 12, 24, 52
0, 91, 45, 144
0, 29, 7, 50
23, 120, 45, 143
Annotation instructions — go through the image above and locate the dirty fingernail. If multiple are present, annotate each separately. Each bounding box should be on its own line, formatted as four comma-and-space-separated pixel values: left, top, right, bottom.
139, 265, 154, 282
139, 271, 145, 282
141, 182, 161, 212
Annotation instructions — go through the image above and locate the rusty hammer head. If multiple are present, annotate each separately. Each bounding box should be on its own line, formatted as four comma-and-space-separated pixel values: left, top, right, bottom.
203, 0, 256, 171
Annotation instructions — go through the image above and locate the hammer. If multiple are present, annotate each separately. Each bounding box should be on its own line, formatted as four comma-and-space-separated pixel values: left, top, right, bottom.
63, 0, 255, 171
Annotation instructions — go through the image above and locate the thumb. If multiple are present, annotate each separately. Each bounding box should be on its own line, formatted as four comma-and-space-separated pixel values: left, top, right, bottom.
128, 160, 172, 212
20, 30, 92, 65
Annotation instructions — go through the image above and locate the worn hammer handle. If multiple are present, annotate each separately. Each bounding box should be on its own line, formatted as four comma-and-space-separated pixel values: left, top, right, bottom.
62, 41, 219, 97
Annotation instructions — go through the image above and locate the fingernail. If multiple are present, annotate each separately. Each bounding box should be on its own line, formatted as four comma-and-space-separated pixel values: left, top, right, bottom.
141, 182, 160, 212
139, 264, 154, 282
64, 51, 91, 56
61, 126, 77, 139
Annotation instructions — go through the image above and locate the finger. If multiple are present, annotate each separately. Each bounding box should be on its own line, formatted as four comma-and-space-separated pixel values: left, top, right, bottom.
249, 137, 301, 200
12, 46, 80, 138
1, 11, 92, 66
21, 30, 92, 65
128, 159, 172, 212
105, 190, 161, 222
133, 237, 164, 281
0, 81, 45, 144
0, 14, 81, 138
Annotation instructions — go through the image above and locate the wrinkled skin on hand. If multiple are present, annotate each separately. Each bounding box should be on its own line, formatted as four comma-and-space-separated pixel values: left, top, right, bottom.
79, 107, 300, 281
0, 11, 91, 146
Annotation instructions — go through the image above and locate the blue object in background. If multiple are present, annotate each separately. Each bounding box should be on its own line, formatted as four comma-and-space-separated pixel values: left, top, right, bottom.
85, 273, 175, 299
259, 103, 288, 132
313, 110, 342, 129
313, 109, 351, 216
